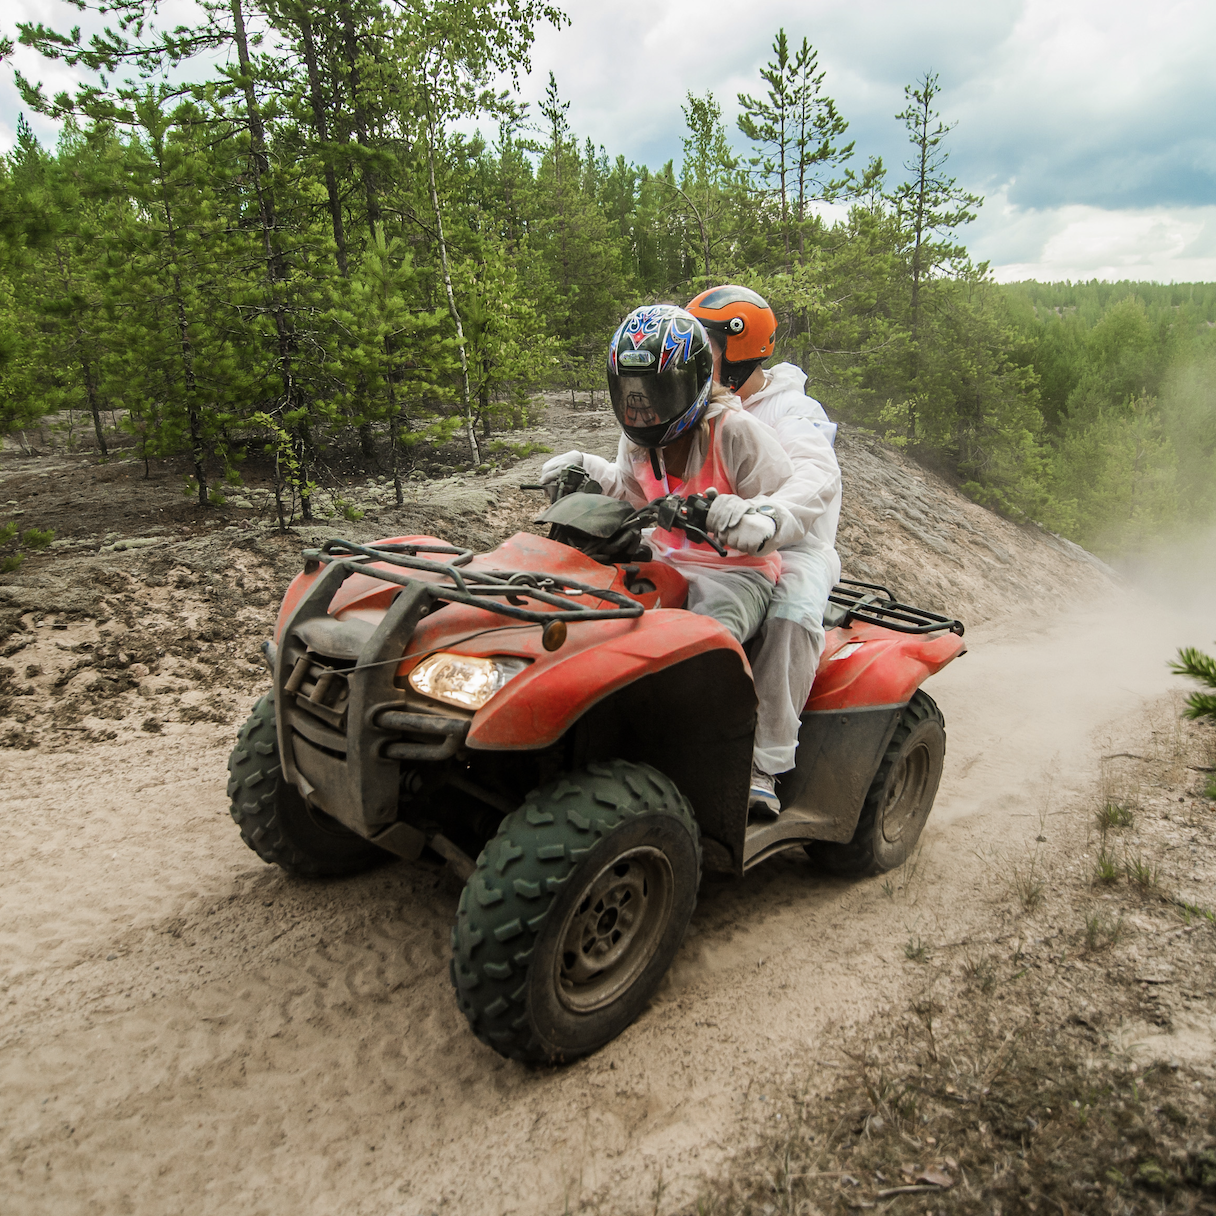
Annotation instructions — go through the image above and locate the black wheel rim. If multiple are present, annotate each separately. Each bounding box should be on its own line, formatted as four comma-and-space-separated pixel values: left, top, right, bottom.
880, 741, 933, 845
554, 846, 675, 1013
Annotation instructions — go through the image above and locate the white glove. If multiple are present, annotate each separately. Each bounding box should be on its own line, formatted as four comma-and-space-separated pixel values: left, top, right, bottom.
541, 450, 583, 484
706, 492, 750, 535
722, 512, 777, 555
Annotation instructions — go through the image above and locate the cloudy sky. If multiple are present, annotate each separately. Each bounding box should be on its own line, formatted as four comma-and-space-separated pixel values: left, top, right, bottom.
4, 0, 1214, 282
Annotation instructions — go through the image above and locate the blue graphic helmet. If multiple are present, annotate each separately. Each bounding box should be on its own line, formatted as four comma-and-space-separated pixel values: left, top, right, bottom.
607, 305, 714, 449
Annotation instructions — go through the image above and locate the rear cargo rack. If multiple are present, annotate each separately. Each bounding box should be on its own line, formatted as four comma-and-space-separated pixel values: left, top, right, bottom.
826, 579, 964, 636
301, 539, 645, 624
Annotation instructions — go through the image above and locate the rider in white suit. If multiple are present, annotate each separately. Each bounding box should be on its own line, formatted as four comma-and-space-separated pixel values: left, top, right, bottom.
687, 286, 842, 814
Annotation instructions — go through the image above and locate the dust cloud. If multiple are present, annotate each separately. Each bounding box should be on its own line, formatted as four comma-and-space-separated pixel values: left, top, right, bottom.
1115, 523, 1216, 619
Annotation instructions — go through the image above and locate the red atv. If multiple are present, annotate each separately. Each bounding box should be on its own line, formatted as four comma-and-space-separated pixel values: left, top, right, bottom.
227, 479, 965, 1064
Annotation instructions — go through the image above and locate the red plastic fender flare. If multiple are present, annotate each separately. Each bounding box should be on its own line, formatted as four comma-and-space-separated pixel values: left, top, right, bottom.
467, 609, 748, 750
807, 627, 966, 713
275, 569, 317, 642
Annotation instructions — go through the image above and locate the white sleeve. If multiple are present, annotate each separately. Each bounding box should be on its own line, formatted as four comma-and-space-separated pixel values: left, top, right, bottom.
764, 410, 842, 532
716, 413, 809, 550
584, 441, 650, 509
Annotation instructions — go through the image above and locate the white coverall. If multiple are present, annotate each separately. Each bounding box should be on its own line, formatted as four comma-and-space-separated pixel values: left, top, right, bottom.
573, 393, 823, 772
738, 362, 843, 775
580, 396, 814, 649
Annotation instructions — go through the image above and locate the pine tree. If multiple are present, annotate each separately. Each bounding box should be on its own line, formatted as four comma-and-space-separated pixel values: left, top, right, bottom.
888, 71, 983, 441
334, 229, 454, 500
667, 91, 743, 286
1170, 648, 1216, 724
737, 31, 852, 268
4, 119, 116, 459
534, 74, 626, 367
11, 8, 1216, 559
459, 237, 558, 434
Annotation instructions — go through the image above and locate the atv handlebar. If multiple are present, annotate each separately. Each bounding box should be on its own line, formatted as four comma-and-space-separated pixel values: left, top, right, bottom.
523, 470, 728, 556
642, 490, 728, 556
522, 464, 603, 505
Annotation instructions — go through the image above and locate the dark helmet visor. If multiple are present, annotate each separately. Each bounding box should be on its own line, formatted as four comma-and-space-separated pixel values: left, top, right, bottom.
608, 372, 696, 431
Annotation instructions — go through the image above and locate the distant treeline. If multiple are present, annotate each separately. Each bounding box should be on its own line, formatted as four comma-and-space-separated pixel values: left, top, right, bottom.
1, 3, 1213, 554
1001, 281, 1216, 552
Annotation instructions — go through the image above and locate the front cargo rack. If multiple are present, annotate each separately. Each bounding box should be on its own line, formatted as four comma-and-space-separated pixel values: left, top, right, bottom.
825, 579, 964, 636
302, 539, 645, 624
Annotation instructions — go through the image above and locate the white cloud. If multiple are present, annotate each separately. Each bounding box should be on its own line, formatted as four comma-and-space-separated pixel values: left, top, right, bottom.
510, 0, 1216, 283
975, 193, 1216, 283
4, 0, 1214, 283
514, 0, 1023, 172
0, 0, 92, 149
948, 0, 1216, 209
1, 0, 228, 150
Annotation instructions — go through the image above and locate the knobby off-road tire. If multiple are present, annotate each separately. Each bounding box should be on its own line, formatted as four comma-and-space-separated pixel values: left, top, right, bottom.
807, 690, 946, 877
227, 692, 386, 877
451, 760, 701, 1065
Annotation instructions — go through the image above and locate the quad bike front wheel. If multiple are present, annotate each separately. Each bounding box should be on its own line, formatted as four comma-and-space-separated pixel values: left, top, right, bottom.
227, 692, 387, 877
450, 759, 701, 1064
806, 690, 946, 877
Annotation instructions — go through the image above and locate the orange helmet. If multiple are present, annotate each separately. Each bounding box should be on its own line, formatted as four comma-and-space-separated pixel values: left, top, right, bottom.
686, 285, 778, 391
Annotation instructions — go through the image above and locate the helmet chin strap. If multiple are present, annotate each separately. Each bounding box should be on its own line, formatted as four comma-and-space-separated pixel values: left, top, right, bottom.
721, 357, 761, 392
649, 448, 663, 480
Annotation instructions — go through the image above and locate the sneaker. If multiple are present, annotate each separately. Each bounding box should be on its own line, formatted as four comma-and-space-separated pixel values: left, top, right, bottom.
748, 765, 781, 818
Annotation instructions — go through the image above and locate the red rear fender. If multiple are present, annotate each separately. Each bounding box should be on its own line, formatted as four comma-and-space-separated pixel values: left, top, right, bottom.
808, 625, 965, 712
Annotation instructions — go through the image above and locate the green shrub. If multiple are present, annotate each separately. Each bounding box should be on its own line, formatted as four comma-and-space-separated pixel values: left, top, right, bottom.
1170, 647, 1216, 722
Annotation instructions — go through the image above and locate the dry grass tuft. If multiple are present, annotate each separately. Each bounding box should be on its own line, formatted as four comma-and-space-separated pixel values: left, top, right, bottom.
1094, 844, 1121, 886
1083, 908, 1126, 951
1010, 852, 1046, 912
673, 708, 1216, 1216
680, 975, 1216, 1216
1096, 800, 1135, 831
1123, 851, 1159, 890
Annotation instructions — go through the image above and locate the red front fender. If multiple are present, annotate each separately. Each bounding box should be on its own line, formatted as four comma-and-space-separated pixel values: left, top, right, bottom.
468, 609, 746, 750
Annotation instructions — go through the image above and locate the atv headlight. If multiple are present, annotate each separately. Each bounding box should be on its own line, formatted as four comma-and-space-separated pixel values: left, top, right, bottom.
408, 653, 530, 710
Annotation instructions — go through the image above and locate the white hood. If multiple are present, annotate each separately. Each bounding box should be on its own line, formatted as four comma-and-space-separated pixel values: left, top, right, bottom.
746, 363, 837, 448
750, 362, 809, 401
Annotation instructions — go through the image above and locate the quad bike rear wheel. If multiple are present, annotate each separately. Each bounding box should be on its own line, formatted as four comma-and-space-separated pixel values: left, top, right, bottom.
450, 759, 700, 1064
227, 692, 387, 877
806, 690, 945, 877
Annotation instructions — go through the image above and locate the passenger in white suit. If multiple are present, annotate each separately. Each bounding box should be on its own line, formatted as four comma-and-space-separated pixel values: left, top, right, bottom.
687, 287, 842, 815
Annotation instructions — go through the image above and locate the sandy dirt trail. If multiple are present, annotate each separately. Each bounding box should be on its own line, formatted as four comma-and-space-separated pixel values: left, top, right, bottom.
1, 586, 1208, 1216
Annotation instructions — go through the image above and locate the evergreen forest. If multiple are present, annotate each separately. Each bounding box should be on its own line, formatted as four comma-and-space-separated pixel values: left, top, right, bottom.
1, 4, 1214, 558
